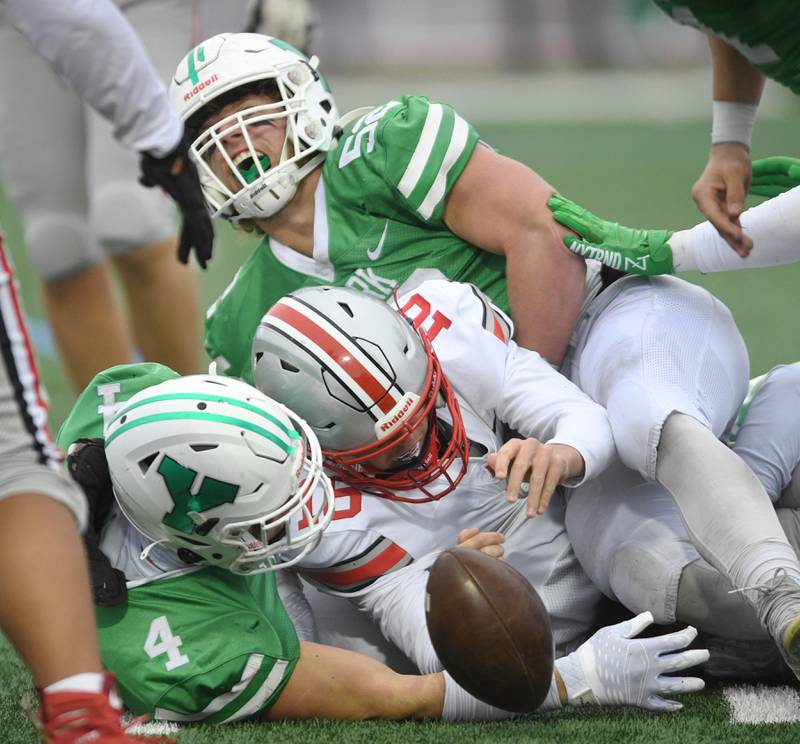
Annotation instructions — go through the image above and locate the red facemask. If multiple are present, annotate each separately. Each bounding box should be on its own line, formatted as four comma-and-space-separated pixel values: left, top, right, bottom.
322, 331, 469, 503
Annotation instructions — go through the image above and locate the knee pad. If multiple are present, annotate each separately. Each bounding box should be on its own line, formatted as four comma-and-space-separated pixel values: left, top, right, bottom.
25, 212, 104, 282
91, 180, 176, 255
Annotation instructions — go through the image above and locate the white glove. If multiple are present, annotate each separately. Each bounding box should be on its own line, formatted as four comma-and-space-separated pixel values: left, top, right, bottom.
555, 612, 709, 712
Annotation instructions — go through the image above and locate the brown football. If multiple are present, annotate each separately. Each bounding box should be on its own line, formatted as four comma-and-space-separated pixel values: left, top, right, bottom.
425, 547, 554, 713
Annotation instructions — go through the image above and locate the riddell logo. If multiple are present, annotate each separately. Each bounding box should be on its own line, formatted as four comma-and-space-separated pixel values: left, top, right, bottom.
183, 74, 220, 102
379, 396, 415, 433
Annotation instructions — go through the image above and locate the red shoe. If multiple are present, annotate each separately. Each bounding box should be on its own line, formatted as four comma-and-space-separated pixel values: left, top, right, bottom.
36, 672, 174, 743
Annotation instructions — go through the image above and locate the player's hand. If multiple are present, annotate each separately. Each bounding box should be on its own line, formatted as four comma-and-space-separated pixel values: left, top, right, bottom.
750, 156, 800, 198
488, 437, 584, 517
139, 135, 214, 269
547, 194, 674, 276
554, 612, 708, 711
456, 528, 505, 560
691, 143, 752, 257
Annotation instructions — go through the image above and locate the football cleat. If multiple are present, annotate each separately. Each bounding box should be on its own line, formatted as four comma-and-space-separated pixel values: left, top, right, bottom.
35, 672, 173, 743
748, 569, 800, 683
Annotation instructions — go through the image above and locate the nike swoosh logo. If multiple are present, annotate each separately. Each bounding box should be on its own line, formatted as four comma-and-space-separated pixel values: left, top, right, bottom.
367, 221, 389, 261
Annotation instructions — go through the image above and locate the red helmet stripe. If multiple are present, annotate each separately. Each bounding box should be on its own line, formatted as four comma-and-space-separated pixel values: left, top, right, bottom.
268, 301, 398, 415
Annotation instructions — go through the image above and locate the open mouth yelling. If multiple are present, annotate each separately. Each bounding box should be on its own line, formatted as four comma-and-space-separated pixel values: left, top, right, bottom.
234, 151, 272, 184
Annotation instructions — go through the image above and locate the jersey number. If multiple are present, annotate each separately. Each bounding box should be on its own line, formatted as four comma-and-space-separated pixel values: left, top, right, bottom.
400, 294, 453, 342
297, 484, 363, 530
338, 101, 401, 168
144, 615, 190, 671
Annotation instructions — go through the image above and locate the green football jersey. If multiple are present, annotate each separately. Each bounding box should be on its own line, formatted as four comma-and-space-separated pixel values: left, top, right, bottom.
60, 364, 302, 721
97, 568, 299, 722
654, 1, 800, 93
205, 95, 508, 382
57, 362, 180, 448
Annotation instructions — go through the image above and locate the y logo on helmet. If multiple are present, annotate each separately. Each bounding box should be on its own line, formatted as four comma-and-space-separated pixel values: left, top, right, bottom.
157, 455, 238, 533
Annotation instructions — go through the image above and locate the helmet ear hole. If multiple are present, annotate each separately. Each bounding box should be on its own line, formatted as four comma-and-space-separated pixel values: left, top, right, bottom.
190, 444, 218, 452
137, 453, 159, 475
194, 518, 219, 537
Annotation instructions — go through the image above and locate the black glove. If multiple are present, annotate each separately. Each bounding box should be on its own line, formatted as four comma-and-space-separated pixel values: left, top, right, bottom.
139, 134, 214, 269
67, 438, 127, 606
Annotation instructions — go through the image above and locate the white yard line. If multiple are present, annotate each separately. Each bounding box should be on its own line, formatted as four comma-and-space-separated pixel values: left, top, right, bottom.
725, 685, 800, 724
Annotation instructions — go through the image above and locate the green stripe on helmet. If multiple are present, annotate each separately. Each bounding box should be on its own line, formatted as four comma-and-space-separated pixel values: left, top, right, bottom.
111, 392, 300, 441
186, 49, 200, 85
269, 38, 307, 59
105, 411, 297, 455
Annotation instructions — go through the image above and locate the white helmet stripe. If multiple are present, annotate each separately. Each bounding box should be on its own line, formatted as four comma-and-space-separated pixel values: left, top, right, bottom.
266, 296, 401, 415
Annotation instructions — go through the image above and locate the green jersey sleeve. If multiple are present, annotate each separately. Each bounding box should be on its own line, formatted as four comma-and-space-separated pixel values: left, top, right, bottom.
205, 238, 328, 383
653, 1, 800, 94
333, 95, 481, 226
57, 362, 179, 448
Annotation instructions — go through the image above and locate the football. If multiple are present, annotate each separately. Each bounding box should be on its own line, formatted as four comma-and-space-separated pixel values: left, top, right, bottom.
425, 547, 554, 713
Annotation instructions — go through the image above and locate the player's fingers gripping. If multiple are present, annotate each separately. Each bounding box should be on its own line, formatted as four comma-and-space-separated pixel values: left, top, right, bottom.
547, 194, 604, 243
700, 191, 749, 255
535, 453, 566, 517
507, 439, 539, 503
724, 169, 749, 220
456, 529, 505, 559
524, 445, 553, 517
488, 441, 520, 484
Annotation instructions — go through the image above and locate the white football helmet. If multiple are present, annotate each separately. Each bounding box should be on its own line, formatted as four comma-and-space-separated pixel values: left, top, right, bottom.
104, 375, 334, 574
170, 32, 339, 220
252, 287, 469, 502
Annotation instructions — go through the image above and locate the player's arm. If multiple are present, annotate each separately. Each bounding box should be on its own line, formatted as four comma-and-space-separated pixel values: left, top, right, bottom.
266, 640, 445, 720
270, 612, 708, 719
491, 340, 615, 515
549, 164, 800, 276
4, 0, 180, 156
443, 144, 586, 365
4, 0, 213, 267
691, 35, 765, 257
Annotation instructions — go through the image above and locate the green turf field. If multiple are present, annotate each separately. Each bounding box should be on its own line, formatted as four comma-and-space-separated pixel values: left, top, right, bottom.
1, 116, 799, 741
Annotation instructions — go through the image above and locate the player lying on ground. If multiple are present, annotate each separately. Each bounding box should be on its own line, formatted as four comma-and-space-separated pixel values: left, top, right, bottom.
174, 32, 800, 682
251, 281, 706, 713
59, 368, 706, 722
566, 361, 800, 680
547, 157, 800, 275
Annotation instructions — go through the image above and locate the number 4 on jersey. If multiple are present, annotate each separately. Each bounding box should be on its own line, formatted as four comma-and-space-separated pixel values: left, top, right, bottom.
144, 615, 190, 671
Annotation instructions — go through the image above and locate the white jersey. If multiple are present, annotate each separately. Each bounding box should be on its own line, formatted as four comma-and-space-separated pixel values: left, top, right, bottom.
289, 279, 613, 663
1, 0, 181, 156
99, 278, 612, 660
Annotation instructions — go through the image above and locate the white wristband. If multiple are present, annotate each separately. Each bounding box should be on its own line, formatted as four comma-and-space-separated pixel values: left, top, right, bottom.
711, 101, 759, 149
440, 672, 515, 720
